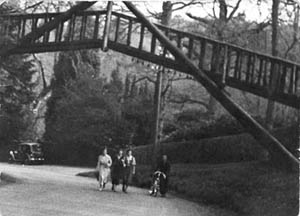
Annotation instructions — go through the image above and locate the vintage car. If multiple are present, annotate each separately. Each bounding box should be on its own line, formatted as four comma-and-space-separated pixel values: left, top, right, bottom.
8, 142, 45, 165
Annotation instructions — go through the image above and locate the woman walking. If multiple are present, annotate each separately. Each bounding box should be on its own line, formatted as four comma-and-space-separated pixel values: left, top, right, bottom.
96, 147, 112, 191
111, 149, 125, 192
122, 149, 136, 193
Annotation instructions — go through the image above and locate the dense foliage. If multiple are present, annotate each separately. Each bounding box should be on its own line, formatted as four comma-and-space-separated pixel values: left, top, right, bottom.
0, 2, 37, 145
43, 48, 153, 165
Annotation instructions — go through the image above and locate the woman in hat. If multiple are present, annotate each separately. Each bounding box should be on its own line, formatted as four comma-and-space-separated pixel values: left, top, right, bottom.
96, 147, 112, 191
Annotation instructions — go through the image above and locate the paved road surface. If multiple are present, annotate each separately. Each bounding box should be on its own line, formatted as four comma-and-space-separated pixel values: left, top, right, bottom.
0, 163, 234, 216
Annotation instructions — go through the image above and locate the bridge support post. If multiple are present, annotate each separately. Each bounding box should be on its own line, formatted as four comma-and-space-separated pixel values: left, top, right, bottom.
102, 1, 113, 52
123, 2, 299, 169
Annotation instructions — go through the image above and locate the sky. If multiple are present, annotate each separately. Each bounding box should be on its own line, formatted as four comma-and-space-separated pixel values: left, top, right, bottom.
138, 0, 272, 22
7, 0, 299, 23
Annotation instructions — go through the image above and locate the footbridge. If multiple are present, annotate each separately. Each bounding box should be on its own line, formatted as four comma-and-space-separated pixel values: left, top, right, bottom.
0, 2, 299, 167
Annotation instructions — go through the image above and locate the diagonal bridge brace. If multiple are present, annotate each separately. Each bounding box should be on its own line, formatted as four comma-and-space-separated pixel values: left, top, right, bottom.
124, 2, 299, 168
0, 1, 96, 57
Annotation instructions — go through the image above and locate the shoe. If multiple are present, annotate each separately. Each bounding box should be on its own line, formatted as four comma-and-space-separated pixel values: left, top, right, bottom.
99, 187, 103, 191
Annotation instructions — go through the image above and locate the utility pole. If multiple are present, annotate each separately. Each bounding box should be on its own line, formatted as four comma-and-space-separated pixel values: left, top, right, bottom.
152, 68, 163, 169
151, 2, 172, 169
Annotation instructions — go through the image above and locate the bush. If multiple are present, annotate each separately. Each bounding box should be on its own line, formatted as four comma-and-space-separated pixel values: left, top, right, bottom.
134, 133, 268, 165
166, 112, 292, 143
167, 114, 245, 142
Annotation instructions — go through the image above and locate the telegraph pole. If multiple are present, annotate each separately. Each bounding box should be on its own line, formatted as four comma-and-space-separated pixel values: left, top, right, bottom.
152, 68, 163, 169
151, 2, 172, 169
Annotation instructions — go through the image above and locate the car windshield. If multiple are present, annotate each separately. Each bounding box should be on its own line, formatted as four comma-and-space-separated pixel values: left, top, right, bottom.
31, 145, 42, 152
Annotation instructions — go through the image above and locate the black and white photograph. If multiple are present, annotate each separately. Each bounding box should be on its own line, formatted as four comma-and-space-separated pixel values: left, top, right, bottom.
0, 0, 299, 215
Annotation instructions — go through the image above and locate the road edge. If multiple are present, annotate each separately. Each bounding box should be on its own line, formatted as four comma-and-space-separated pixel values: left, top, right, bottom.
0, 171, 22, 183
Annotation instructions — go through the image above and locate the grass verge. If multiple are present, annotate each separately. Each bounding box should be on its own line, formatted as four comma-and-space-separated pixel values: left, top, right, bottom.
132, 161, 299, 216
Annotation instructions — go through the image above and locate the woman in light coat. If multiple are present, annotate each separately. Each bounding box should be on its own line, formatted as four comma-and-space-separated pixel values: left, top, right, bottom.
122, 149, 136, 193
96, 147, 112, 191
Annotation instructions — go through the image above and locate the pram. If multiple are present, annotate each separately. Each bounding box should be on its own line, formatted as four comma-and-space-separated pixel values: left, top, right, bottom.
149, 171, 166, 197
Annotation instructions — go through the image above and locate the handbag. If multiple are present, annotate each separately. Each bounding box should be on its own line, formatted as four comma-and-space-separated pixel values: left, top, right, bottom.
95, 170, 99, 181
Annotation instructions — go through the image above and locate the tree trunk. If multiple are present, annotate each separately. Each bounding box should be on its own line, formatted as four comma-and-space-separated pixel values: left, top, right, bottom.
265, 0, 279, 130
207, 0, 227, 116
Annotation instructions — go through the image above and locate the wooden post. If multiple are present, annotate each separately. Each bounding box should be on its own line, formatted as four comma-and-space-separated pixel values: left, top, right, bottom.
114, 16, 120, 42
80, 14, 87, 40
150, 34, 156, 54
93, 14, 100, 40
123, 2, 299, 168
188, 38, 193, 58
199, 39, 206, 69
102, 1, 113, 52
21, 18, 26, 38
138, 24, 145, 50
127, 18, 133, 46
222, 45, 228, 84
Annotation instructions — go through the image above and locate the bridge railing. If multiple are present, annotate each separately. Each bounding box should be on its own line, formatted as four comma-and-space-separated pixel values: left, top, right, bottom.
0, 10, 299, 108
0, 11, 107, 44
108, 11, 299, 108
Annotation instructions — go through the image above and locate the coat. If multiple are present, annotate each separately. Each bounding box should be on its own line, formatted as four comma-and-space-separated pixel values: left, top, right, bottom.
111, 155, 125, 185
96, 154, 112, 184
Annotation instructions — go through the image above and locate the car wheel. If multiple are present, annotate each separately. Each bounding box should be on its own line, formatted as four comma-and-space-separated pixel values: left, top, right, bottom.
8, 156, 13, 164
24, 158, 30, 165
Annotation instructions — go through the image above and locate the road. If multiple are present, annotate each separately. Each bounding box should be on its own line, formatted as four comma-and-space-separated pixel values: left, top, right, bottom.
0, 163, 234, 216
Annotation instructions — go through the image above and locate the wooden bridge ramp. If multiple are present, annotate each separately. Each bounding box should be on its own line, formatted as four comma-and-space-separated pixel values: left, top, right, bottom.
0, 2, 298, 167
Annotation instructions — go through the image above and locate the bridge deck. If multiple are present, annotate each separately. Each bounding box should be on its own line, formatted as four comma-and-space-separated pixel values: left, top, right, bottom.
0, 10, 299, 108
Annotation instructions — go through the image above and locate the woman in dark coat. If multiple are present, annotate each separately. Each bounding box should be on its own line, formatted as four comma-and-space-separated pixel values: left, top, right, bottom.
111, 149, 125, 192
157, 155, 171, 197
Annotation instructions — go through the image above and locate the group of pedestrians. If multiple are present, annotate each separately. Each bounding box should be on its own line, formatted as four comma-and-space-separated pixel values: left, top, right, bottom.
96, 147, 136, 193
96, 146, 171, 197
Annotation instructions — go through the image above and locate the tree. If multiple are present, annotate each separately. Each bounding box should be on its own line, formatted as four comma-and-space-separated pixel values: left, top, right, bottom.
265, 0, 280, 130
0, 2, 37, 144
44, 75, 134, 165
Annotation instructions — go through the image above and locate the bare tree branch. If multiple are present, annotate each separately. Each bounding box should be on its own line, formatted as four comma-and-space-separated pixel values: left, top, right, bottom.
284, 5, 299, 58
186, 12, 211, 25
146, 7, 162, 20
225, 20, 271, 42
227, 0, 242, 22
132, 76, 155, 84
24, 1, 44, 12
32, 54, 47, 89
212, 0, 217, 19
171, 0, 204, 12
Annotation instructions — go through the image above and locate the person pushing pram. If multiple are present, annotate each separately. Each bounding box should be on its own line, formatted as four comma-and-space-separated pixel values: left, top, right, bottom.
149, 155, 171, 197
